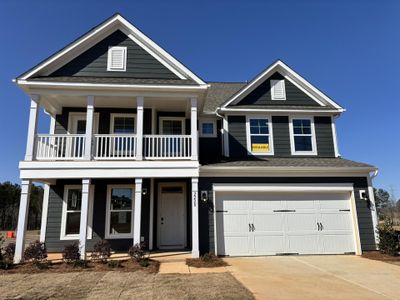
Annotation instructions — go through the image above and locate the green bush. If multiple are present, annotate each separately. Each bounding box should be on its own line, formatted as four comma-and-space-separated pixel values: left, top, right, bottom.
378, 217, 400, 256
62, 243, 80, 263
128, 242, 146, 262
91, 240, 111, 263
24, 240, 48, 266
72, 259, 88, 268
107, 260, 122, 268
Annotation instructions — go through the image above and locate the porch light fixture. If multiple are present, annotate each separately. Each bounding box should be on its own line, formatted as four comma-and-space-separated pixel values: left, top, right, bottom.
142, 188, 148, 196
201, 191, 208, 202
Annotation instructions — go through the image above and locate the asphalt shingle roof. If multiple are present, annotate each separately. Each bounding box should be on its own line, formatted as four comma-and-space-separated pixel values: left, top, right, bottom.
203, 82, 246, 112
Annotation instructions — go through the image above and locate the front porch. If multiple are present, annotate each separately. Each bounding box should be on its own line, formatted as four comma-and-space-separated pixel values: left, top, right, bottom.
13, 177, 200, 263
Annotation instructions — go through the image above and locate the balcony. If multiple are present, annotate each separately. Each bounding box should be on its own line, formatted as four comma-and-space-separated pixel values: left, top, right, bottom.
34, 134, 193, 161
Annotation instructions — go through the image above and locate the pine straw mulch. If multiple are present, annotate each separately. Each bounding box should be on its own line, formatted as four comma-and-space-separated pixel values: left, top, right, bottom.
0, 259, 159, 274
362, 251, 400, 266
186, 254, 228, 268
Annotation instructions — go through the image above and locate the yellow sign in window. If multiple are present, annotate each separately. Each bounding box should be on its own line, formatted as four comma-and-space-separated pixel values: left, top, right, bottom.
252, 143, 269, 152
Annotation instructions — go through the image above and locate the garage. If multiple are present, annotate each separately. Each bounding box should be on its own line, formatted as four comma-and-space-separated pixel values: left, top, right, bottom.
214, 184, 359, 256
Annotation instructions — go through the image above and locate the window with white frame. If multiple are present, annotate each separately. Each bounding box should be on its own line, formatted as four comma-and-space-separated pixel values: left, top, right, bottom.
60, 185, 93, 240
247, 117, 273, 155
290, 117, 317, 154
105, 185, 134, 239
271, 79, 286, 100
199, 119, 217, 137
159, 117, 185, 135
107, 46, 127, 71
110, 114, 136, 134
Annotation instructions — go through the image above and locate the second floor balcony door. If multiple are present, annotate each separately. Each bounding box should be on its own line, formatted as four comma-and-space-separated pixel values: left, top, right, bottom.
110, 114, 136, 157
159, 117, 185, 157
67, 113, 98, 158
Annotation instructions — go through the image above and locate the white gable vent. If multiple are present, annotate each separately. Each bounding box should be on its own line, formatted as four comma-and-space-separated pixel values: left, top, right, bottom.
271, 79, 286, 100
107, 46, 127, 71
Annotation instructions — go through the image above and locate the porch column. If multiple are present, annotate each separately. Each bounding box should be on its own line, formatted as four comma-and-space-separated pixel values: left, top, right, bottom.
190, 97, 198, 161
79, 179, 91, 259
14, 180, 32, 263
367, 174, 380, 248
84, 96, 95, 160
136, 96, 144, 160
134, 178, 143, 245
191, 177, 199, 257
25, 95, 40, 161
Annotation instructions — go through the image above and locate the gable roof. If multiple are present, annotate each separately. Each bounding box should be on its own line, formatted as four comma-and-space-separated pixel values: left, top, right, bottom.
219, 60, 344, 112
17, 13, 206, 86
203, 82, 246, 113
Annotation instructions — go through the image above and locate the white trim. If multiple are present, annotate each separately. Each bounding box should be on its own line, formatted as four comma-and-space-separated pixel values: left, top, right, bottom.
67, 112, 99, 134
270, 79, 286, 100
367, 174, 379, 248
245, 115, 274, 156
219, 107, 345, 114
39, 185, 50, 242
331, 115, 340, 157
105, 184, 135, 239
159, 116, 185, 134
220, 60, 343, 110
213, 183, 354, 193
157, 182, 187, 249
289, 116, 318, 156
14, 180, 31, 263
350, 189, 362, 255
25, 96, 40, 161
199, 118, 217, 138
191, 178, 199, 257
149, 178, 154, 250
223, 117, 229, 157
110, 113, 136, 134
60, 185, 94, 240
136, 96, 144, 160
134, 178, 142, 244
19, 14, 206, 85
107, 46, 127, 72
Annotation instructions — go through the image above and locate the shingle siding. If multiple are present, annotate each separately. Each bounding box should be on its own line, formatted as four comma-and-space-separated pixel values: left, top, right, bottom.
50, 30, 179, 79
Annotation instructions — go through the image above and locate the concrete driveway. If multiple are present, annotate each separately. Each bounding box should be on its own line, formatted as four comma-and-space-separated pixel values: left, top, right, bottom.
225, 255, 400, 300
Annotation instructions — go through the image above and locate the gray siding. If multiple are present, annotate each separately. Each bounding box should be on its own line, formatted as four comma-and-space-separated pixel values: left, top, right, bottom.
50, 30, 179, 79
227, 115, 336, 158
198, 177, 376, 254
45, 179, 151, 252
235, 72, 319, 107
199, 119, 222, 164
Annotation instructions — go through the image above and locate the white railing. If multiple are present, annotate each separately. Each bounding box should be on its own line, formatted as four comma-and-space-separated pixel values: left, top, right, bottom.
35, 134, 86, 160
144, 135, 192, 159
94, 134, 137, 159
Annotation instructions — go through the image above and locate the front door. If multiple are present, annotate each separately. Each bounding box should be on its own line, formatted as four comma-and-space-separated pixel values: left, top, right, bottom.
158, 183, 186, 249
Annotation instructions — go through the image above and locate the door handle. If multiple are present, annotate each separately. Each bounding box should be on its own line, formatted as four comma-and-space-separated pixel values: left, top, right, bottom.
320, 223, 323, 231
252, 224, 255, 232
249, 224, 252, 232
317, 222, 320, 231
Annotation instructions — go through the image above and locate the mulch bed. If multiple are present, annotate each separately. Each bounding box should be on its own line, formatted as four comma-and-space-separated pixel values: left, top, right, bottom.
0, 259, 159, 274
362, 251, 400, 266
186, 255, 228, 268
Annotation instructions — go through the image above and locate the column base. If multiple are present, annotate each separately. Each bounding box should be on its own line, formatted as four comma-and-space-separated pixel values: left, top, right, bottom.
191, 249, 200, 258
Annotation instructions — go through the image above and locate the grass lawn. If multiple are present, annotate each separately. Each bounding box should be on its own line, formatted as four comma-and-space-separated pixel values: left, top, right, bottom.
0, 270, 254, 299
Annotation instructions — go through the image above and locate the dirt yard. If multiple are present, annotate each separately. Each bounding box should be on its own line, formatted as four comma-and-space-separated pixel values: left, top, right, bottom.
362, 251, 400, 266
0, 271, 254, 299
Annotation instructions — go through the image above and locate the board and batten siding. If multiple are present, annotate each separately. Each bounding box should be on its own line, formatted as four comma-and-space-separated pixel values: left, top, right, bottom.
234, 72, 319, 107
50, 30, 179, 79
227, 115, 336, 158
198, 177, 376, 255
45, 179, 150, 252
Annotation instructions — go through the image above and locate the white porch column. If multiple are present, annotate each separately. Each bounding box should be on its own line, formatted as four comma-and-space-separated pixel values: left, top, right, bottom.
367, 174, 380, 248
84, 96, 95, 160
79, 179, 91, 259
190, 97, 198, 161
134, 178, 143, 245
136, 96, 144, 160
25, 95, 40, 161
191, 177, 199, 257
14, 180, 32, 263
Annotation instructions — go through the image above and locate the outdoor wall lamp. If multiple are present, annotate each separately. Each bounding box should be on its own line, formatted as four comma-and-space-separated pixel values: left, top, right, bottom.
201, 190, 209, 202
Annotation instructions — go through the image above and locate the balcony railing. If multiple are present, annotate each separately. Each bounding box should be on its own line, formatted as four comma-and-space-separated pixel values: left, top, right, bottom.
34, 134, 192, 160
36, 134, 86, 160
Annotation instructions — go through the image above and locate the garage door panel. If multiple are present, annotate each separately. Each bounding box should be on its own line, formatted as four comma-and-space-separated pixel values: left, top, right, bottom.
321, 234, 354, 254
252, 199, 285, 210
220, 236, 251, 256
222, 213, 249, 234
286, 200, 316, 210
320, 213, 353, 232
253, 213, 284, 232
287, 235, 319, 254
254, 236, 285, 254
287, 213, 318, 232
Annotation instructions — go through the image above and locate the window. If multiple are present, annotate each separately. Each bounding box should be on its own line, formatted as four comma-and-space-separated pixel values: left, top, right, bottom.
110, 114, 136, 134
105, 185, 135, 239
289, 117, 317, 155
60, 185, 93, 240
159, 117, 185, 135
246, 117, 274, 155
107, 46, 127, 71
271, 79, 286, 100
199, 119, 217, 137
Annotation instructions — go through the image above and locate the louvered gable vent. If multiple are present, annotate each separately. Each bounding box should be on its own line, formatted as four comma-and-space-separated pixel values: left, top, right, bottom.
107, 46, 127, 71
271, 79, 286, 100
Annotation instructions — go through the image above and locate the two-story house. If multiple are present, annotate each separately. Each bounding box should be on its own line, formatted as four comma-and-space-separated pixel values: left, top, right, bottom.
13, 14, 378, 263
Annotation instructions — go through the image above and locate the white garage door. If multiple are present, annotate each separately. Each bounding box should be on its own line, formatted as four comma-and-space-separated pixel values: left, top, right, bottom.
215, 191, 356, 256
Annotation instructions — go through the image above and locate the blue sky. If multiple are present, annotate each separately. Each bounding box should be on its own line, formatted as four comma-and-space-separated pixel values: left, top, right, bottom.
0, 0, 399, 196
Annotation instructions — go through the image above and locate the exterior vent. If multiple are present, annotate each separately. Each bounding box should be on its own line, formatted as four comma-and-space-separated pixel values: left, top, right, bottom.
107, 46, 127, 71
271, 79, 286, 100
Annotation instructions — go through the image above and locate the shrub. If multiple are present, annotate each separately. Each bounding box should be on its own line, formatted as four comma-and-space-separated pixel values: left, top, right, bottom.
3, 242, 15, 262
128, 242, 147, 262
108, 260, 122, 268
24, 240, 48, 264
139, 259, 149, 267
72, 259, 88, 268
62, 243, 80, 263
378, 217, 400, 256
91, 240, 111, 263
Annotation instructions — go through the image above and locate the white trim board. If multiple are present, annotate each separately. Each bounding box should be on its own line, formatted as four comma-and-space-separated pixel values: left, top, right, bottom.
245, 115, 274, 156
288, 116, 318, 156
219, 60, 344, 111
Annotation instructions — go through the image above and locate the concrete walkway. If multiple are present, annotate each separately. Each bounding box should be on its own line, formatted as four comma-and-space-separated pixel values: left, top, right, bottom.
225, 255, 400, 300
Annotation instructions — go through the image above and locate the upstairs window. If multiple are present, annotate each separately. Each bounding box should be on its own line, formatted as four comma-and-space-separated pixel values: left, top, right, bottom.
271, 79, 286, 100
289, 117, 317, 155
107, 46, 127, 71
199, 119, 217, 137
246, 117, 274, 155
